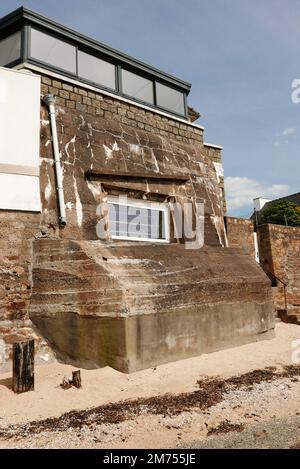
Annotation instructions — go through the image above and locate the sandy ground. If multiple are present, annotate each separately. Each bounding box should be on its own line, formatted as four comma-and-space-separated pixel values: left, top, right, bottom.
0, 322, 299, 449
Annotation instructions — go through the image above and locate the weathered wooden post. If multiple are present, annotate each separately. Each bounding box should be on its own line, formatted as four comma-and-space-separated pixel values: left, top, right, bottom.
72, 370, 82, 388
12, 339, 35, 393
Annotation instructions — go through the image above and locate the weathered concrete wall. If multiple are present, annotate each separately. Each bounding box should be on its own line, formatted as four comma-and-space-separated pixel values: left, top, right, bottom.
257, 224, 300, 318
30, 240, 274, 372
204, 145, 226, 215
0, 69, 275, 372
39, 75, 227, 247
226, 217, 256, 259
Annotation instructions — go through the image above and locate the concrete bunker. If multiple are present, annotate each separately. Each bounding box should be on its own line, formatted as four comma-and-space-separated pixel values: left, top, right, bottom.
0, 7, 275, 373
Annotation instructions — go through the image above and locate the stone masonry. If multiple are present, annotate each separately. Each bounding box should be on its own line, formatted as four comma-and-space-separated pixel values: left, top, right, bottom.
0, 70, 275, 372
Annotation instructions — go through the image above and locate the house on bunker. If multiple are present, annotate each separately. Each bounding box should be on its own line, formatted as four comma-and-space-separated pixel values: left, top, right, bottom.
0, 7, 274, 373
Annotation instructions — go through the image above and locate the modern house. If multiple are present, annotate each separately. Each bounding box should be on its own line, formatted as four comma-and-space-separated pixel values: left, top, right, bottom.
252, 192, 300, 221
0, 7, 274, 372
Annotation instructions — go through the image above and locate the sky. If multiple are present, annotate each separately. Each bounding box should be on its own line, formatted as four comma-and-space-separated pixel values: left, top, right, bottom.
0, 0, 299, 216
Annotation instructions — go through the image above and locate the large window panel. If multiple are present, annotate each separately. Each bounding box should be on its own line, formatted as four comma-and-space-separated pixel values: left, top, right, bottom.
30, 28, 76, 73
122, 69, 154, 104
0, 31, 21, 66
156, 82, 185, 115
78, 51, 116, 90
108, 197, 169, 242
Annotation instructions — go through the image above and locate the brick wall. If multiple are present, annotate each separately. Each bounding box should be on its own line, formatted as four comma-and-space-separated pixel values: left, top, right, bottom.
0, 70, 229, 370
0, 211, 54, 371
226, 217, 255, 258
257, 223, 300, 315
38, 72, 227, 246
40, 77, 203, 146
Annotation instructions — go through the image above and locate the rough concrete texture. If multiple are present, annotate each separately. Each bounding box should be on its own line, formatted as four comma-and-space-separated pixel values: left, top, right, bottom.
29, 239, 274, 372
0, 72, 275, 372
258, 223, 300, 322
39, 79, 227, 248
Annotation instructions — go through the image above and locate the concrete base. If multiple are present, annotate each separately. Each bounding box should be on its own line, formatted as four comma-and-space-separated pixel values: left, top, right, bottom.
30, 240, 275, 373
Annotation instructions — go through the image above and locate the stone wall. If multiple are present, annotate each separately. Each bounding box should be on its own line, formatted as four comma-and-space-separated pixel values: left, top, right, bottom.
226, 217, 256, 258
39, 73, 227, 247
257, 224, 300, 318
0, 68, 275, 372
0, 211, 54, 371
204, 145, 227, 215
40, 77, 204, 145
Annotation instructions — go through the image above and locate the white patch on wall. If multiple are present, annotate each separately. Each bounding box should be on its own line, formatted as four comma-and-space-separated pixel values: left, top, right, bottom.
165, 334, 176, 350
0, 174, 40, 211
0, 339, 5, 364
129, 144, 142, 155
44, 172, 52, 202
103, 142, 119, 160
0, 67, 41, 211
213, 162, 224, 183
74, 177, 83, 226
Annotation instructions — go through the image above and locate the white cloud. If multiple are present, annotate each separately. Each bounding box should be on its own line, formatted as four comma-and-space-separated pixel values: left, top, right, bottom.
225, 176, 289, 213
272, 127, 297, 147
280, 127, 296, 136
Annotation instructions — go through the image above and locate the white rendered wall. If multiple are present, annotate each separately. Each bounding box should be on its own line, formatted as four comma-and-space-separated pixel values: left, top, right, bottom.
0, 67, 41, 211
253, 197, 271, 212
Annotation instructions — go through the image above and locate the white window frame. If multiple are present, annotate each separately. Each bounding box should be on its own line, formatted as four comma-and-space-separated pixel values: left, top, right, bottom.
107, 196, 170, 243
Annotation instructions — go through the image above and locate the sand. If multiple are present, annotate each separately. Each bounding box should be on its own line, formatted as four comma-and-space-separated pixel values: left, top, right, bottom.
0, 322, 299, 448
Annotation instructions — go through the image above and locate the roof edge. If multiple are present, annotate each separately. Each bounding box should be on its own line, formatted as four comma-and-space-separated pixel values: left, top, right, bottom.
0, 6, 191, 92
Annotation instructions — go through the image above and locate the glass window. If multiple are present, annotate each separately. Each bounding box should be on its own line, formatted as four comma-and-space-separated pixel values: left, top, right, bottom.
156, 82, 185, 115
0, 31, 21, 66
78, 50, 116, 90
30, 28, 76, 73
121, 69, 154, 104
107, 197, 169, 242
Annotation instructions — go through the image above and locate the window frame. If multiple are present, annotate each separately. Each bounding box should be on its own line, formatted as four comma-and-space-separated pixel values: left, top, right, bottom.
28, 26, 78, 76
0, 29, 22, 67
107, 196, 170, 243
0, 18, 190, 119
155, 80, 186, 116
120, 66, 155, 107
77, 47, 117, 92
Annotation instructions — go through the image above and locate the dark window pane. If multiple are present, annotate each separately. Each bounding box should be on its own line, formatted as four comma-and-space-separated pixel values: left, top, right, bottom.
122, 69, 154, 104
156, 82, 185, 115
30, 28, 76, 73
0, 31, 21, 66
78, 51, 116, 90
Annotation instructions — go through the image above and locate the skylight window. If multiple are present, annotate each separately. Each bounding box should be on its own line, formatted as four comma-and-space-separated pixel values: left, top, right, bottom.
30, 28, 77, 73
121, 69, 154, 105
0, 31, 21, 66
78, 51, 116, 90
0, 8, 190, 118
156, 82, 185, 116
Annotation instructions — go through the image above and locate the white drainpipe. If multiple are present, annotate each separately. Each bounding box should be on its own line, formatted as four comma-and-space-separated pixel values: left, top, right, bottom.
43, 94, 67, 226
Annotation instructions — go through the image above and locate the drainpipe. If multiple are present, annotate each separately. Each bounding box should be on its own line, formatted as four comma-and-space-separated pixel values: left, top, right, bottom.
43, 94, 66, 226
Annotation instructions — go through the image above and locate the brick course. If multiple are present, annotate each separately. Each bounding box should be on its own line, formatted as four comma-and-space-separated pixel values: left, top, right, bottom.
40, 75, 203, 146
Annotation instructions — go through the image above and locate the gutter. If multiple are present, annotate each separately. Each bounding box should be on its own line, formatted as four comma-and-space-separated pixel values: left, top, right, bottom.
43, 94, 67, 226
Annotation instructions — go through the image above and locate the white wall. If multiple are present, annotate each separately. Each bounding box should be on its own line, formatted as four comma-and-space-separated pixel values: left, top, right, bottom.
0, 67, 41, 211
253, 197, 271, 212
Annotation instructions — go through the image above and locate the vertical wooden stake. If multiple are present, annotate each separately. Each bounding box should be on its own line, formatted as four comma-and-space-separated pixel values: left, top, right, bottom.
13, 339, 35, 393
72, 370, 81, 388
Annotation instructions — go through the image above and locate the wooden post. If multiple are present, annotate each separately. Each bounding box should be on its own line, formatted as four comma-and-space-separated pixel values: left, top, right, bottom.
12, 339, 34, 393
72, 370, 81, 388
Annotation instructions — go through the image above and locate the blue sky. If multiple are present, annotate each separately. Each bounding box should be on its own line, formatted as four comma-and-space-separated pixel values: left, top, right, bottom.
1, 0, 299, 216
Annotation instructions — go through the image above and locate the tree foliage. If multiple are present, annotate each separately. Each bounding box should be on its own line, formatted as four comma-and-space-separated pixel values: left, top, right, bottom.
259, 200, 300, 227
